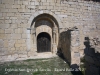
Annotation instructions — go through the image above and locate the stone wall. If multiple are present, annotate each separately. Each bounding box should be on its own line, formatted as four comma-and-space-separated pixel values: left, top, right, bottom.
58, 30, 71, 64
58, 28, 80, 65
0, 0, 100, 66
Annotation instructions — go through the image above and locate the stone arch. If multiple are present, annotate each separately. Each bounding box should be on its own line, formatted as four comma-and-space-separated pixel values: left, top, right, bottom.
30, 11, 60, 54
28, 10, 62, 29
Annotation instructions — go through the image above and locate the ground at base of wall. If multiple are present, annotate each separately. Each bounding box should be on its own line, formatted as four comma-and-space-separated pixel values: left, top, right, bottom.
0, 57, 73, 75
0, 52, 57, 63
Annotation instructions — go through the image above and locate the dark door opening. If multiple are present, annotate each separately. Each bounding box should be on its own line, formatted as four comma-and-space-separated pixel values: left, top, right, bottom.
37, 32, 51, 53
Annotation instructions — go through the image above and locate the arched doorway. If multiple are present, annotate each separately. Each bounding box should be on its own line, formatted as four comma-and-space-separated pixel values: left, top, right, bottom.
30, 13, 59, 54
37, 32, 51, 53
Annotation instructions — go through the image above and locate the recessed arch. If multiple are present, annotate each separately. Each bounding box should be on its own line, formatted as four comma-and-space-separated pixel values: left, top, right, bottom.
28, 10, 62, 29
35, 19, 53, 28
31, 14, 59, 28
29, 10, 59, 55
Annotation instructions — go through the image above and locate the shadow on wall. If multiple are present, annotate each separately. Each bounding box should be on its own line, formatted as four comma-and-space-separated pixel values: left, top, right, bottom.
84, 0, 100, 2
62, 0, 100, 2
57, 30, 83, 75
57, 30, 71, 65
84, 37, 100, 75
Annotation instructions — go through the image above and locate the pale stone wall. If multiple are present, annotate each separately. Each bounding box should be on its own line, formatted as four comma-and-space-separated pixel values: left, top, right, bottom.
0, 0, 100, 67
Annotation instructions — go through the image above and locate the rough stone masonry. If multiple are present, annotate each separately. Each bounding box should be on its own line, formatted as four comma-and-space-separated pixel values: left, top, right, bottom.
0, 0, 100, 74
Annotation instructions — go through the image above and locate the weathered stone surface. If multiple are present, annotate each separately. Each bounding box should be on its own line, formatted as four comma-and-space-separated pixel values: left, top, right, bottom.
5, 29, 13, 33
2, 0, 14, 4
11, 34, 21, 39
4, 40, 8, 47
0, 1, 100, 75
0, 29, 5, 33
15, 44, 22, 47
0, 39, 4, 47
0, 24, 10, 28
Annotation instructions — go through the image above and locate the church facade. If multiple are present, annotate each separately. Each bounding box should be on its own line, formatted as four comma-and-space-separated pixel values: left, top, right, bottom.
0, 0, 100, 71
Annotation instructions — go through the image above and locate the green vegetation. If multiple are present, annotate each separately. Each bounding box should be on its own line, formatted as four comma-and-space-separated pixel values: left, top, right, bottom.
80, 56, 86, 75
0, 57, 73, 75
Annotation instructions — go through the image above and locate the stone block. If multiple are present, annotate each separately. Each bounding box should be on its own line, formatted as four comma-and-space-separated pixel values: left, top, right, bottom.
18, 24, 27, 28
1, 9, 9, 12
58, 15, 67, 18
4, 17, 9, 19
11, 47, 16, 51
10, 22, 17, 29
18, 9, 30, 12
47, 6, 54, 9
47, 0, 55, 2
5, 29, 13, 34
4, 40, 8, 47
49, 2, 55, 5
8, 40, 15, 47
41, 0, 46, 2
74, 52, 80, 57
5, 4, 12, 8
10, 17, 17, 19
15, 28, 22, 34
0, 24, 10, 29
39, 6, 46, 9
12, 5, 20, 8
0, 39, 4, 47
20, 5, 25, 8
0, 34, 5, 39
55, 3, 60, 6
17, 39, 26, 44
15, 1, 23, 4
15, 47, 19, 51
9, 9, 18, 12
23, 1, 29, 5
30, 2, 35, 5
53, 6, 59, 10
55, 12, 60, 15
7, 13, 14, 16
34, 2, 39, 5
21, 44, 26, 47
5, 20, 11, 23
0, 4, 5, 8
15, 43, 22, 47
27, 5, 35, 9
43, 2, 49, 6
1, 48, 8, 55
22, 28, 30, 34
17, 50, 27, 54
2, 0, 14, 4
11, 20, 16, 24
28, 51, 35, 57
22, 34, 30, 39
13, 54, 19, 58
0, 13, 2, 17
0, 20, 4, 24
0, 29, 5, 33
11, 34, 21, 39
23, 46, 27, 50
18, 54, 27, 59
20, 47, 24, 51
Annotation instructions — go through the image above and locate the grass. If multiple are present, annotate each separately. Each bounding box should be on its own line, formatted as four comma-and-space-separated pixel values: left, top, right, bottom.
80, 56, 86, 75
0, 57, 73, 75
